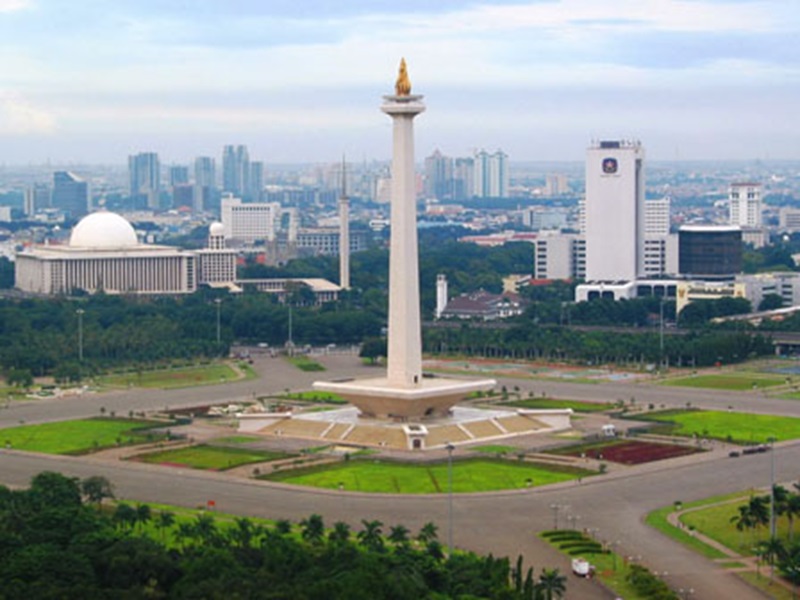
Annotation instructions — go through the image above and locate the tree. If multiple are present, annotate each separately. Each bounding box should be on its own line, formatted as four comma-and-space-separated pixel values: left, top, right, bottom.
80, 475, 114, 506
113, 503, 138, 531
537, 567, 567, 600
357, 519, 385, 552
388, 524, 410, 547
300, 514, 325, 545
6, 367, 33, 389
359, 337, 387, 365
328, 521, 351, 546
156, 510, 176, 544
135, 503, 152, 532
757, 537, 786, 582
417, 521, 439, 544
759, 294, 784, 311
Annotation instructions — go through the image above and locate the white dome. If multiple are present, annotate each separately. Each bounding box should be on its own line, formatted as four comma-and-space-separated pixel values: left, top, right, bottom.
209, 222, 225, 236
70, 211, 139, 249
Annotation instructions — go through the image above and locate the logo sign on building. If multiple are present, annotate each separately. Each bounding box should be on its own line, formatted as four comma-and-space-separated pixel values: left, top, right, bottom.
602, 158, 618, 174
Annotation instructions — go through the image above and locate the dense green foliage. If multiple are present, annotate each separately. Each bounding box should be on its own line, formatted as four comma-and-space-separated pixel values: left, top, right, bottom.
0, 471, 564, 599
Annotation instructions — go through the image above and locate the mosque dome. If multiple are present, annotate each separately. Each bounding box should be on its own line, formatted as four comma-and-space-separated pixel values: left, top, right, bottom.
209, 222, 225, 236
69, 211, 139, 249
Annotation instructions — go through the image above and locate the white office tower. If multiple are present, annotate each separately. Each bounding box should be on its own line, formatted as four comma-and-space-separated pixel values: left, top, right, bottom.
584, 140, 645, 282
473, 149, 509, 198
645, 197, 671, 236
729, 182, 762, 228
338, 160, 350, 290
435, 274, 448, 319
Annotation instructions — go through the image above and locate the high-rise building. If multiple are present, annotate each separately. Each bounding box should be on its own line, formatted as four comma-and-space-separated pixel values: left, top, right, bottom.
679, 225, 742, 280
128, 152, 161, 210
645, 197, 671, 237
222, 145, 250, 198
584, 140, 645, 282
168, 165, 189, 187
52, 171, 89, 218
473, 149, 509, 198
424, 150, 453, 200
545, 174, 569, 196
453, 157, 474, 200
24, 183, 51, 216
248, 161, 264, 202
193, 156, 216, 213
729, 182, 762, 228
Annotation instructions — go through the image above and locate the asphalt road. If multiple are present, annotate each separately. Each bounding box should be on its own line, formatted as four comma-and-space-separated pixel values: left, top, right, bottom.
2, 355, 799, 599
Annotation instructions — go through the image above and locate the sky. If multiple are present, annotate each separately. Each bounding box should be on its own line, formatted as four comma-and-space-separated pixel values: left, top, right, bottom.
0, 0, 798, 164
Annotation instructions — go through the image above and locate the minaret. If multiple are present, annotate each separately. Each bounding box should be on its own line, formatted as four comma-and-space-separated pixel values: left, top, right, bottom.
339, 156, 351, 290
436, 274, 448, 319
381, 58, 425, 389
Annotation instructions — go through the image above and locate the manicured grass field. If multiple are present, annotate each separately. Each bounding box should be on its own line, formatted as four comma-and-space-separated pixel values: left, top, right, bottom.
282, 391, 345, 404
644, 410, 800, 443
473, 444, 519, 455
286, 356, 326, 372
502, 398, 613, 413
262, 458, 589, 493
0, 418, 164, 454
98, 363, 242, 389
135, 444, 289, 471
662, 373, 786, 391
211, 435, 262, 445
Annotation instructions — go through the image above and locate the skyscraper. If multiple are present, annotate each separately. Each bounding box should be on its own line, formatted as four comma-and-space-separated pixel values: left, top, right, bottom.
193, 156, 216, 213
584, 140, 645, 282
24, 183, 51, 216
729, 182, 762, 228
473, 149, 509, 198
424, 149, 453, 200
248, 161, 264, 202
128, 152, 161, 210
52, 171, 89, 218
222, 144, 250, 198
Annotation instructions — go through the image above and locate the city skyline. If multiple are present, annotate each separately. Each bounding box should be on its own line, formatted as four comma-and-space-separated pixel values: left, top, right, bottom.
0, 0, 798, 164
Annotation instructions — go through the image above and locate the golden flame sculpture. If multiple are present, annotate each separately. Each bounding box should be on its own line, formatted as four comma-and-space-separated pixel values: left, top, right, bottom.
395, 58, 412, 96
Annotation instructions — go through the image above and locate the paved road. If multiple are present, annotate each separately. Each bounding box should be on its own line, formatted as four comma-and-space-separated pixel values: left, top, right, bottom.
3, 356, 799, 599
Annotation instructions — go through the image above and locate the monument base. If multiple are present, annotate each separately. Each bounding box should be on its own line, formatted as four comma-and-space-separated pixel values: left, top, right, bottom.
313, 375, 495, 421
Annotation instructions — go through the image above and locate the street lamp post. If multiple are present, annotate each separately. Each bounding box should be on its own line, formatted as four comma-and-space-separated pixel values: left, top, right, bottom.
76, 309, 85, 362
550, 503, 567, 530
446, 442, 455, 554
769, 436, 777, 539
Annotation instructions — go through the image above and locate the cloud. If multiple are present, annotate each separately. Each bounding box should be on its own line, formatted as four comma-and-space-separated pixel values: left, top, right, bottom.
0, 92, 57, 134
0, 0, 30, 12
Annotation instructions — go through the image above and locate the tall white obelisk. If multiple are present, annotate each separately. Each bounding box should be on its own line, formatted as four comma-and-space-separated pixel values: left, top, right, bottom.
381, 58, 424, 389
313, 60, 494, 423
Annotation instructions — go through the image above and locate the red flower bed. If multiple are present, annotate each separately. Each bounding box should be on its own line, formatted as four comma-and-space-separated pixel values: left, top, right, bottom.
577, 440, 701, 465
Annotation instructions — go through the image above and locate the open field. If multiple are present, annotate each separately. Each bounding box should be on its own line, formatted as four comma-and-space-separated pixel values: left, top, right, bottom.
134, 444, 289, 471
97, 363, 248, 390
262, 458, 591, 493
662, 373, 787, 391
280, 390, 346, 404
0, 418, 165, 454
500, 398, 613, 413
641, 410, 800, 444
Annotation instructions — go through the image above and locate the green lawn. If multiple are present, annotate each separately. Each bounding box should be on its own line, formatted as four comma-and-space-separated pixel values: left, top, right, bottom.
643, 410, 800, 443
501, 398, 613, 413
281, 391, 345, 404
97, 363, 242, 389
0, 418, 165, 454
262, 458, 590, 493
662, 373, 786, 391
135, 445, 289, 470
472, 444, 519, 455
211, 435, 262, 445
285, 356, 326, 372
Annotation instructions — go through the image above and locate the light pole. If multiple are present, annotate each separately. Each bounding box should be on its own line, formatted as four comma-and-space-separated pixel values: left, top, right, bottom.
659, 297, 665, 370
446, 442, 455, 554
550, 503, 567, 530
214, 299, 222, 347
76, 309, 85, 362
769, 436, 777, 539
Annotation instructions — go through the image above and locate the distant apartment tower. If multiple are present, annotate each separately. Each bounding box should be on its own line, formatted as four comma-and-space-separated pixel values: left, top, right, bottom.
545, 174, 569, 196
128, 152, 161, 210
222, 145, 250, 198
24, 183, 51, 216
729, 182, 762, 228
584, 140, 645, 281
424, 150, 453, 200
193, 156, 216, 213
220, 196, 282, 243
52, 171, 89, 218
453, 157, 474, 200
169, 165, 189, 186
248, 161, 264, 202
473, 149, 509, 198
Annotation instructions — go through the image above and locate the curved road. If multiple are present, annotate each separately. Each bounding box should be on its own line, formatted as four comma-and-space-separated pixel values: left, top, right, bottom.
2, 355, 799, 599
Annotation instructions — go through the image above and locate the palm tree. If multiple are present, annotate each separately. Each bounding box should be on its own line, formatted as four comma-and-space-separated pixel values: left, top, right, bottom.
156, 510, 175, 544
229, 517, 255, 549
787, 495, 800, 544
113, 503, 137, 532
388, 524, 410, 548
328, 521, 351, 546
417, 521, 439, 544
135, 503, 152, 533
358, 519, 385, 552
758, 537, 787, 583
300, 514, 325, 545
192, 513, 218, 546
537, 568, 567, 600
274, 519, 292, 536
731, 505, 756, 549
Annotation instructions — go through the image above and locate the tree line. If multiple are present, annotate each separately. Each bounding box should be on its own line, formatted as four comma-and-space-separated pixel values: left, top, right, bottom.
0, 471, 567, 599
